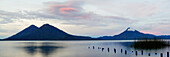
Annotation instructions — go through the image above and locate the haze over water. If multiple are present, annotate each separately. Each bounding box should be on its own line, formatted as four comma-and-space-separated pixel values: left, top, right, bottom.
0, 40, 170, 57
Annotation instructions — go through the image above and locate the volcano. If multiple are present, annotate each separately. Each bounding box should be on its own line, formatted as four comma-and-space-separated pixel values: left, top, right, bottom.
5, 24, 93, 40
99, 27, 155, 40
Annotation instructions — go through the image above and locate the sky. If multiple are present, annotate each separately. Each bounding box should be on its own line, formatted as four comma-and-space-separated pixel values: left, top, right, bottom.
0, 0, 170, 39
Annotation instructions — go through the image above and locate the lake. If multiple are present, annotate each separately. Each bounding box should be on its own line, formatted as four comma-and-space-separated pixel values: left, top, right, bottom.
0, 40, 170, 57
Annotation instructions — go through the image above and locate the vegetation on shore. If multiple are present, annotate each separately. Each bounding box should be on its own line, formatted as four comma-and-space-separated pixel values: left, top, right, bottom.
131, 39, 170, 50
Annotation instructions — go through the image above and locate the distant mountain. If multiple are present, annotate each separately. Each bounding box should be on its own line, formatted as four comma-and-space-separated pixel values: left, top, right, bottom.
4, 24, 170, 40
6, 25, 39, 40
5, 24, 93, 40
99, 27, 156, 40
156, 35, 170, 39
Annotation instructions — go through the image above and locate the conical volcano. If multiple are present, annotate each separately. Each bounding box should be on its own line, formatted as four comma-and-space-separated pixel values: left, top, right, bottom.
6, 25, 39, 40
99, 27, 155, 40
114, 27, 155, 39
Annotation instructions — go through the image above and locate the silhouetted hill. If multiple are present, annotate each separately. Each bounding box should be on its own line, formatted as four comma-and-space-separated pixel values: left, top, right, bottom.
99, 27, 155, 40
6, 25, 39, 40
5, 24, 93, 40
4, 25, 170, 40
156, 35, 170, 39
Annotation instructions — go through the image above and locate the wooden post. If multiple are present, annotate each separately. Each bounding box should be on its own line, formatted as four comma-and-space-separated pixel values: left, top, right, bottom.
93, 46, 95, 49
160, 53, 163, 57
114, 48, 116, 53
98, 47, 101, 49
141, 50, 143, 55
167, 52, 169, 57
121, 49, 123, 53
107, 48, 110, 52
148, 53, 151, 56
135, 51, 138, 56
102, 48, 104, 52
125, 50, 127, 55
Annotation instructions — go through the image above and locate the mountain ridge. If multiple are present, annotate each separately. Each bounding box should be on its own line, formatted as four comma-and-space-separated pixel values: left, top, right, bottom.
5, 24, 93, 40
4, 24, 170, 40
99, 27, 156, 40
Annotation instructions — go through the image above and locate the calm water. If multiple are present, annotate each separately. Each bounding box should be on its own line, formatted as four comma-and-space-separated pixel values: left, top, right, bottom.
0, 40, 170, 57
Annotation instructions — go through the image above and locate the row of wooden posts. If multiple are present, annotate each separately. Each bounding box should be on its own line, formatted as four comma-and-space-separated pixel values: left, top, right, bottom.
88, 46, 169, 57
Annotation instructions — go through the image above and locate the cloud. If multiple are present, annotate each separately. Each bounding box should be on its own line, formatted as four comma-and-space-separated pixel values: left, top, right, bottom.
85, 0, 163, 19
44, 0, 85, 19
0, 0, 133, 26
41, 0, 134, 27
0, 0, 169, 38
138, 22, 170, 35
0, 19, 13, 24
0, 10, 35, 19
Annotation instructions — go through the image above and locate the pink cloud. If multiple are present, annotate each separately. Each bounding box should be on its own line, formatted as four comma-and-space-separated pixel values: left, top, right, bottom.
45, 0, 86, 19
42, 0, 133, 27
140, 31, 161, 34
141, 24, 170, 35
161, 25, 169, 27
45, 0, 129, 20
59, 7, 77, 14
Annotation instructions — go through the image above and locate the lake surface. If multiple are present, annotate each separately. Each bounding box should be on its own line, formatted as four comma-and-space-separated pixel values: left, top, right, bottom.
0, 40, 170, 57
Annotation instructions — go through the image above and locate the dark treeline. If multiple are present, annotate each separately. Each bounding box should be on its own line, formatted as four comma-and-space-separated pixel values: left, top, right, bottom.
131, 38, 170, 50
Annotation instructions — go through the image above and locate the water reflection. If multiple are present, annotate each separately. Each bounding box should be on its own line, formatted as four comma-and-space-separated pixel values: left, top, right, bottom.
2, 41, 170, 57
88, 46, 170, 57
20, 42, 63, 57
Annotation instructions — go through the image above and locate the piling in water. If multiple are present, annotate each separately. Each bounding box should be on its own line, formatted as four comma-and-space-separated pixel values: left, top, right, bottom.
161, 53, 163, 57
93, 46, 95, 49
98, 47, 101, 49
148, 53, 151, 56
135, 51, 138, 56
125, 50, 127, 55
114, 48, 116, 53
167, 52, 169, 57
102, 48, 104, 51
141, 50, 143, 55
107, 48, 110, 52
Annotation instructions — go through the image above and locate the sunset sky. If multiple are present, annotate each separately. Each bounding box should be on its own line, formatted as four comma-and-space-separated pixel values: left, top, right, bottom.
0, 0, 169, 39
